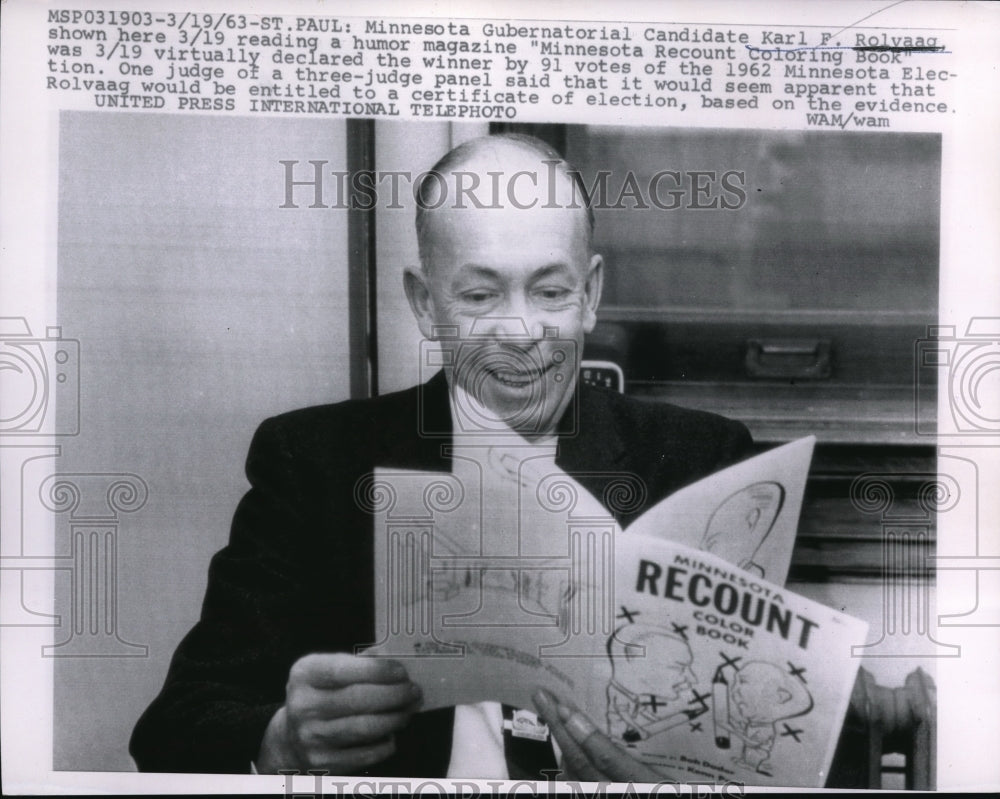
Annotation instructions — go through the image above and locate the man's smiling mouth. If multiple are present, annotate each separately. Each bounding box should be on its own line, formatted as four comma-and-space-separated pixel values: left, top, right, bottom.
486, 360, 553, 388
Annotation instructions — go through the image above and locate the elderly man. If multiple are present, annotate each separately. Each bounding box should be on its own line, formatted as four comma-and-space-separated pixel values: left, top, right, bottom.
130, 134, 752, 780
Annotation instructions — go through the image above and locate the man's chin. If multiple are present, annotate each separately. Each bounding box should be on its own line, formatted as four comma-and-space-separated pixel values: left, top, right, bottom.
451, 366, 574, 436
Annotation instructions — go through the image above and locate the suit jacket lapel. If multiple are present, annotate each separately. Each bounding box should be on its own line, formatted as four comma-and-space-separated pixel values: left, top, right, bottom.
556, 383, 627, 473
372, 370, 453, 472
556, 385, 638, 523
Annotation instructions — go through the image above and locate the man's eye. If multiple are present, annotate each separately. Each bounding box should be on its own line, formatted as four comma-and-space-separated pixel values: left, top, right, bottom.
536, 287, 571, 301
462, 291, 497, 303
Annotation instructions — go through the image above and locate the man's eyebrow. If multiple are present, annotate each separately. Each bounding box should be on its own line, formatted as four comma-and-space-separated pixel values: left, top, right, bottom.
449, 265, 503, 285
528, 263, 574, 281
450, 262, 574, 284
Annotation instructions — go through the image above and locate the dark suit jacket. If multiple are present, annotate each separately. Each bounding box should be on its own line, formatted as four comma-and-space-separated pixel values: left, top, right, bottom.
130, 371, 752, 774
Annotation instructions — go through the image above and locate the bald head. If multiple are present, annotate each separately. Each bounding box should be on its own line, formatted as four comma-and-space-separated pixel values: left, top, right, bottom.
414, 134, 595, 270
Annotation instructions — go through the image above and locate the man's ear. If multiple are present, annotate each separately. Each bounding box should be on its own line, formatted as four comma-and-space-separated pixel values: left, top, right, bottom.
582, 254, 604, 334
403, 266, 437, 339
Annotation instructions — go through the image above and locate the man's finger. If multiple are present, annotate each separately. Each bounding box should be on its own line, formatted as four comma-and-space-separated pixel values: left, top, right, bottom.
290, 653, 409, 689
547, 717, 606, 782
302, 735, 398, 773
533, 689, 606, 782
291, 680, 422, 719
534, 689, 664, 783
303, 710, 415, 747
566, 713, 660, 783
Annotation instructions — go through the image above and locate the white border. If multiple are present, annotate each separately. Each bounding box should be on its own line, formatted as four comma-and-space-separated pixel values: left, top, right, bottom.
2, 0, 998, 793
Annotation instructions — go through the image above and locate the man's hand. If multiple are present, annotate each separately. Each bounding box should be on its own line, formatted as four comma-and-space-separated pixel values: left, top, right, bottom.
533, 689, 675, 783
256, 654, 422, 774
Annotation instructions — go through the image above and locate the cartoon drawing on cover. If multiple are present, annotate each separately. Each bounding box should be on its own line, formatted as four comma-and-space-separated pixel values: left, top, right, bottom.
711, 655, 814, 777
605, 618, 710, 745
701, 482, 784, 578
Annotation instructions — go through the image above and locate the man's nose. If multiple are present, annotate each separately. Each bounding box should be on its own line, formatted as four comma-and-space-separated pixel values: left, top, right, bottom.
469, 306, 547, 342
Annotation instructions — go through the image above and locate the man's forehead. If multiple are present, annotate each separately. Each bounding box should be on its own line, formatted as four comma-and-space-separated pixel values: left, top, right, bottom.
427, 200, 586, 249
446, 138, 566, 179
422, 146, 586, 222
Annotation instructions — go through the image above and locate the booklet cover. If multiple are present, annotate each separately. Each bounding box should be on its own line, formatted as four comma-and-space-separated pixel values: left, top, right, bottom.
364, 437, 864, 786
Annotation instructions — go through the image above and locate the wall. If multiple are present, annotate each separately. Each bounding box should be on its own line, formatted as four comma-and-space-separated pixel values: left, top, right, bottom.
54, 113, 350, 771
374, 121, 488, 395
